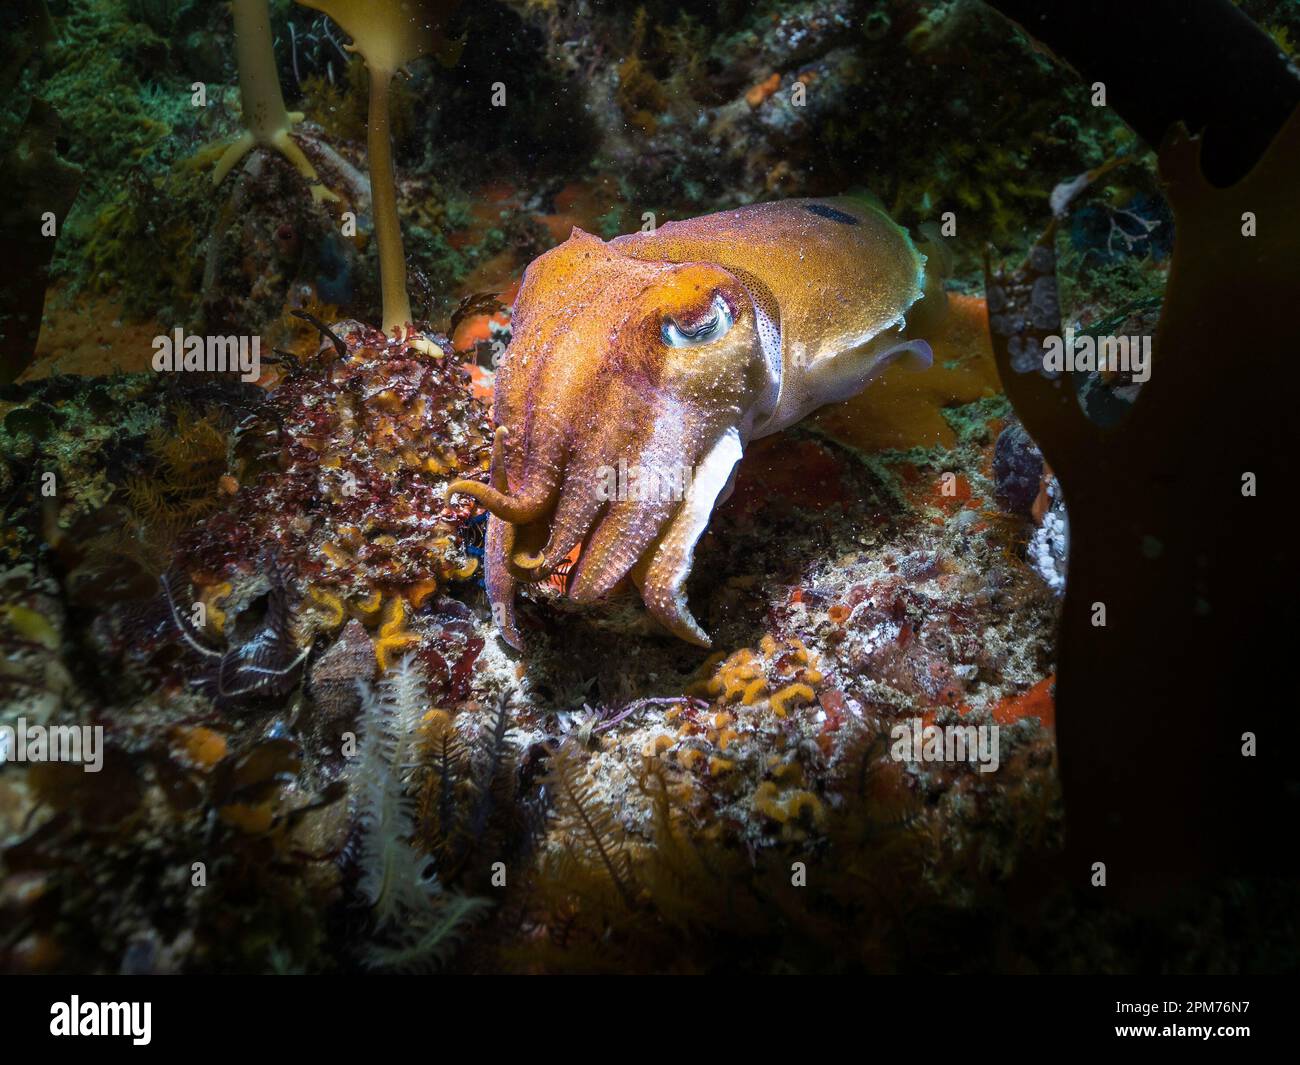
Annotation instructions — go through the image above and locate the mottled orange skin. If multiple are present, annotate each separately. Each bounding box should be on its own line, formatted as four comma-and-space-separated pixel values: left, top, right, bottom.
450, 198, 938, 648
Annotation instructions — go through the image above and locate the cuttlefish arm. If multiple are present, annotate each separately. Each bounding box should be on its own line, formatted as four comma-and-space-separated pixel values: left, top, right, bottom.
451, 197, 939, 648
629, 426, 744, 645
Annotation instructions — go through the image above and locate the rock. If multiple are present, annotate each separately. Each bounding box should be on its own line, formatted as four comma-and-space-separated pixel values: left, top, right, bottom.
992, 421, 1044, 516
304, 619, 376, 759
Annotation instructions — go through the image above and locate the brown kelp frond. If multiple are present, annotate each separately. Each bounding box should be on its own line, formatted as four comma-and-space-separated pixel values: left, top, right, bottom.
295, 0, 464, 75
294, 0, 466, 333
213, 0, 337, 201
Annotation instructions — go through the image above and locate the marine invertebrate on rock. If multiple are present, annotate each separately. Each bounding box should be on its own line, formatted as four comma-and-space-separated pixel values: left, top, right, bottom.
413, 694, 538, 891
687, 635, 823, 720
1026, 476, 1066, 594
768, 682, 815, 718
161, 565, 310, 711
614, 9, 670, 135
351, 654, 490, 969
212, 0, 336, 203
752, 778, 825, 840
353, 655, 436, 922
296, 0, 464, 336
121, 404, 232, 540
372, 594, 420, 672
540, 740, 636, 909
176, 318, 490, 688
991, 420, 1044, 516
451, 198, 943, 648
513, 721, 978, 973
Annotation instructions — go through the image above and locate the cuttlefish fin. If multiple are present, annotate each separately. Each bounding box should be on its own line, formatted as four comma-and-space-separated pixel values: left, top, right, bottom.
876, 337, 933, 372
631, 428, 743, 647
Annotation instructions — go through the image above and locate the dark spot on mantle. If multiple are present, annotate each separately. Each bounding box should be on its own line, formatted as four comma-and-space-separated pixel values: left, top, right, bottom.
803, 203, 859, 225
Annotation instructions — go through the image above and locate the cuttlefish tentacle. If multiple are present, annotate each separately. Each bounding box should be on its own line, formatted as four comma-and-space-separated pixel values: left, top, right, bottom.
567, 487, 677, 603
510, 547, 548, 574
451, 424, 561, 525
452, 197, 941, 649
506, 519, 552, 582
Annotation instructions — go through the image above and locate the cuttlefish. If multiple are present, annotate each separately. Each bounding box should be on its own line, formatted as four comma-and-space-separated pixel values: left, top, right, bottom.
449, 197, 944, 648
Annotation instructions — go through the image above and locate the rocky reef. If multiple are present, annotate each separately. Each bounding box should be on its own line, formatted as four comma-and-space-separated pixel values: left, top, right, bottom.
2, 0, 1298, 975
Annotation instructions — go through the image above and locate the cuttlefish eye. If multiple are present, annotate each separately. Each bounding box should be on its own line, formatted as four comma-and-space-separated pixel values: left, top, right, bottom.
661, 293, 735, 348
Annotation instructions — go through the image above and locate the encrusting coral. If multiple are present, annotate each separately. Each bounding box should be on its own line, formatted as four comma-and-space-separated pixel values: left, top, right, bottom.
171, 316, 491, 680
